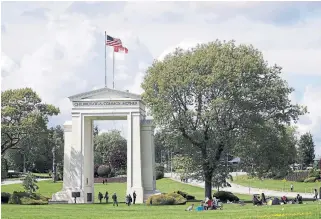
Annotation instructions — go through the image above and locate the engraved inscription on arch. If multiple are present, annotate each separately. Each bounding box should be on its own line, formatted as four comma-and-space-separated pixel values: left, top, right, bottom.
72, 101, 139, 107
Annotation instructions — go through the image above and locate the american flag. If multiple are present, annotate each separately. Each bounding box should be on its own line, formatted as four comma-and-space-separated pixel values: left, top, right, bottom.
114, 45, 128, 54
106, 35, 122, 47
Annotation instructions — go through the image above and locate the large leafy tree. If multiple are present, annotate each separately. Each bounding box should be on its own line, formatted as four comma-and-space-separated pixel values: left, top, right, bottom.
235, 123, 298, 178
1, 88, 60, 154
4, 131, 47, 172
172, 155, 196, 180
141, 40, 306, 198
94, 130, 127, 171
297, 132, 315, 168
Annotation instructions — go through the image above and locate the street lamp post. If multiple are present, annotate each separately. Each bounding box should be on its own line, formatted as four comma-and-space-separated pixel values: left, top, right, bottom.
52, 137, 61, 183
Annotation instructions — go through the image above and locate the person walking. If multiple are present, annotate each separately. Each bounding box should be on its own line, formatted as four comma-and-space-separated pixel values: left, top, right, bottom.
104, 192, 109, 203
112, 193, 118, 206
133, 191, 137, 204
98, 192, 103, 203
125, 194, 132, 206
128, 194, 132, 206
290, 184, 293, 192
313, 189, 318, 201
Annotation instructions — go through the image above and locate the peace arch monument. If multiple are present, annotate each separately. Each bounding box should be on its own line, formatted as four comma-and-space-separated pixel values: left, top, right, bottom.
51, 87, 158, 203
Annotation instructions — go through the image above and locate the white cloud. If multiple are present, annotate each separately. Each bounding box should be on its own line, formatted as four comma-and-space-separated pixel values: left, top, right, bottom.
295, 86, 321, 155
1, 2, 321, 153
158, 40, 200, 61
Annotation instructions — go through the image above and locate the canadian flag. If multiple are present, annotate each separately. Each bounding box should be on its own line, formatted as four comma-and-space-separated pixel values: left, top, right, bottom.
114, 45, 128, 54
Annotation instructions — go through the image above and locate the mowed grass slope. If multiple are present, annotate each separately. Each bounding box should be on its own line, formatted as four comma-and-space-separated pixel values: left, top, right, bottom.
234, 176, 321, 194
1, 202, 320, 219
1, 178, 320, 219
1, 178, 252, 202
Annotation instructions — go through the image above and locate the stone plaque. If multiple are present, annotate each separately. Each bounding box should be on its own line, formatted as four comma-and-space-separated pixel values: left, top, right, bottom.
72, 101, 138, 107
72, 192, 80, 198
87, 193, 92, 202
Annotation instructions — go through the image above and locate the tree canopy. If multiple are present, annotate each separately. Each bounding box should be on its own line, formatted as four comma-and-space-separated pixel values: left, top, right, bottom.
141, 40, 306, 198
94, 130, 127, 171
297, 132, 315, 168
1, 88, 60, 154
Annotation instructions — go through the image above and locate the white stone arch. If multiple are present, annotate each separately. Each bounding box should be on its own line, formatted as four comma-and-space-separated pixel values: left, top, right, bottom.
51, 88, 158, 203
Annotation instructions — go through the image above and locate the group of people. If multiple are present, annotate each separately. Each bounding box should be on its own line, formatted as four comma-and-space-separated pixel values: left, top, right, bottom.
185, 196, 222, 211
253, 187, 319, 206
253, 193, 305, 206
280, 194, 303, 204
98, 191, 137, 206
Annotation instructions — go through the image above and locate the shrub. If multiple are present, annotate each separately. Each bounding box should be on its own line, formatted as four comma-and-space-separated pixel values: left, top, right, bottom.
1, 192, 11, 203
304, 177, 317, 183
175, 191, 195, 200
22, 173, 39, 193
155, 164, 165, 173
146, 193, 186, 205
156, 171, 164, 180
213, 191, 239, 203
167, 193, 187, 204
97, 165, 111, 177
20, 197, 48, 205
308, 169, 320, 178
8, 191, 49, 205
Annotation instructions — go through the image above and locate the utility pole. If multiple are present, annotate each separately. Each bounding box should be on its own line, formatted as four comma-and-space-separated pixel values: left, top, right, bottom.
52, 137, 60, 183
52, 145, 56, 182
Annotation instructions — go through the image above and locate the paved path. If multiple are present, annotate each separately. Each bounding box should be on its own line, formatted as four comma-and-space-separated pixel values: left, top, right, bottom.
167, 173, 315, 199
1, 178, 50, 186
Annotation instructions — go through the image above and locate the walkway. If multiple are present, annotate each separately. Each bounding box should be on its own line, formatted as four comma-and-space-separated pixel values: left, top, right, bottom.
166, 173, 315, 199
1, 178, 50, 186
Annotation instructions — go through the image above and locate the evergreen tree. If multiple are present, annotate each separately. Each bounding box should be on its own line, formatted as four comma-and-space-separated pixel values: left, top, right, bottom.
297, 132, 315, 168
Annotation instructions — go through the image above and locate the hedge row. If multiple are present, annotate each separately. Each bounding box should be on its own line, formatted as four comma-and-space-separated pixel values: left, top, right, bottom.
213, 191, 239, 203
1, 191, 49, 205
146, 193, 186, 205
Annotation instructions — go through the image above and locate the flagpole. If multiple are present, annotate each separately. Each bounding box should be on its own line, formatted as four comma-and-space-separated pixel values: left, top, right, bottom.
104, 31, 107, 88
113, 49, 115, 89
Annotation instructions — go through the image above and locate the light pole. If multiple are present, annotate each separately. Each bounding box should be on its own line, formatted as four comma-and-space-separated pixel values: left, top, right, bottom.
52, 134, 61, 183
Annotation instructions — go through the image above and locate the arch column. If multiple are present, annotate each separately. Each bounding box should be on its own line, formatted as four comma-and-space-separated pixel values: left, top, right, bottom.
82, 116, 94, 203
141, 119, 156, 200
127, 112, 144, 203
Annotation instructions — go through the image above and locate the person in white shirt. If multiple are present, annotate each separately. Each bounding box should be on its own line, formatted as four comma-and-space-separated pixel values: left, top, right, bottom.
185, 203, 194, 211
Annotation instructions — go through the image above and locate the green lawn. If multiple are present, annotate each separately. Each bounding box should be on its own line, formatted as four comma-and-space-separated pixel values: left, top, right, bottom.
1, 200, 320, 219
234, 176, 321, 194
1, 178, 320, 219
1, 178, 252, 202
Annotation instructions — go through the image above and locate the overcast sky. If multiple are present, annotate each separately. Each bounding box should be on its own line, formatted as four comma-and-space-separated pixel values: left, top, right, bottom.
1, 1, 321, 156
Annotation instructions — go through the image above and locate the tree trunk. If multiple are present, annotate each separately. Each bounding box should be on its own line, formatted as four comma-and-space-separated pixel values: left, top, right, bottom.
204, 171, 213, 198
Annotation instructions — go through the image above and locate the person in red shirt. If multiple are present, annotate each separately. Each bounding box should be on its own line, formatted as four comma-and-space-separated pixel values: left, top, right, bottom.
206, 198, 213, 210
